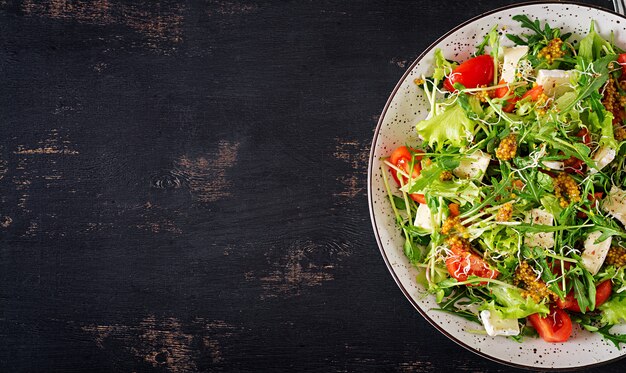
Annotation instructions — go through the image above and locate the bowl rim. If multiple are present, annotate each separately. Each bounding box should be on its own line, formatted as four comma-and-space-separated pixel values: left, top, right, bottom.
367, 1, 626, 370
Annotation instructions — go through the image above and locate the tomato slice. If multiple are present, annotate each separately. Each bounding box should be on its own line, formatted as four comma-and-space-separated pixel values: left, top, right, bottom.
528, 307, 573, 343
443, 55, 494, 92
557, 280, 613, 312
521, 85, 544, 101
410, 193, 427, 204
388, 146, 425, 203
445, 244, 499, 283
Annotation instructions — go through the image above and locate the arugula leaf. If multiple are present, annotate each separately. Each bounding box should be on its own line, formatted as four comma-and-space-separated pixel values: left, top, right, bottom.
595, 325, 626, 348
513, 14, 545, 37
506, 34, 527, 46
434, 288, 482, 324
557, 54, 617, 113
403, 165, 443, 194
573, 277, 592, 314
475, 26, 494, 56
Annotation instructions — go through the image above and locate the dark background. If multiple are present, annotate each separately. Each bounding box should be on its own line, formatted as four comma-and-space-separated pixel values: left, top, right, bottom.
0, 0, 622, 371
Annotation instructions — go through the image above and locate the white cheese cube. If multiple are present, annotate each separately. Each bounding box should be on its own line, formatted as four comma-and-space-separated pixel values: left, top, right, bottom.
581, 231, 612, 275
536, 69, 574, 97
591, 146, 616, 173
501, 46, 529, 83
524, 208, 554, 249
413, 203, 433, 233
542, 161, 564, 170
602, 186, 626, 226
453, 151, 491, 182
480, 310, 520, 337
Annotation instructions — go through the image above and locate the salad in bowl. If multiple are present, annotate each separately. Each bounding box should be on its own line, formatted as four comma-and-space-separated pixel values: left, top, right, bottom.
380, 12, 626, 349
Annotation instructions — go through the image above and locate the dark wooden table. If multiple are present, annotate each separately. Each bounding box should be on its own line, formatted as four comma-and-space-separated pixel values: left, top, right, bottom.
0, 0, 623, 371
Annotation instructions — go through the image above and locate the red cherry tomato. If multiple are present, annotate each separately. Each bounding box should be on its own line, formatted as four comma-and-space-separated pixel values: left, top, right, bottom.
388, 146, 426, 204
556, 280, 613, 312
528, 307, 573, 343
445, 244, 499, 284
443, 55, 494, 92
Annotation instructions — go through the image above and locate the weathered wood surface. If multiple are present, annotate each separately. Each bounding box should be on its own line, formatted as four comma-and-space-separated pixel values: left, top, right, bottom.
0, 0, 621, 371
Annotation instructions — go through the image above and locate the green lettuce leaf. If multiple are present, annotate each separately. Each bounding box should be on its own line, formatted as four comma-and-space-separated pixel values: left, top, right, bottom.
481, 285, 549, 319
405, 173, 481, 206
600, 294, 626, 325
415, 103, 475, 151
578, 21, 614, 64
433, 49, 454, 82
588, 110, 617, 150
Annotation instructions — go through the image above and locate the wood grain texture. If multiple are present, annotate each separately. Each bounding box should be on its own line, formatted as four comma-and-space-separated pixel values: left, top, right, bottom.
0, 0, 621, 371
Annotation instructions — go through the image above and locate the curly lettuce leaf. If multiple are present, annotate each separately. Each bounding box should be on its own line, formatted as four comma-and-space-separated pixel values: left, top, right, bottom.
403, 168, 481, 207
600, 294, 626, 325
588, 110, 617, 150
433, 49, 453, 82
481, 285, 549, 319
415, 103, 475, 151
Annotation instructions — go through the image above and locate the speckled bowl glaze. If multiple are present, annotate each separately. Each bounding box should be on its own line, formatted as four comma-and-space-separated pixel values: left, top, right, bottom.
369, 2, 626, 370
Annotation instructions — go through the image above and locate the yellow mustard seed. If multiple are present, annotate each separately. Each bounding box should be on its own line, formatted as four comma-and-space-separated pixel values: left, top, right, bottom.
496, 134, 517, 161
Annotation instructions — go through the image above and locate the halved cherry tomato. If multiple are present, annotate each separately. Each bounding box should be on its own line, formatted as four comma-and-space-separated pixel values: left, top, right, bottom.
528, 307, 573, 343
388, 146, 426, 204
494, 79, 517, 112
445, 244, 499, 283
443, 55, 494, 92
556, 280, 613, 312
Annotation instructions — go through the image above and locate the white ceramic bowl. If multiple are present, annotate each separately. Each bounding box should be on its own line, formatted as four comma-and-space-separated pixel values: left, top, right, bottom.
369, 2, 626, 370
